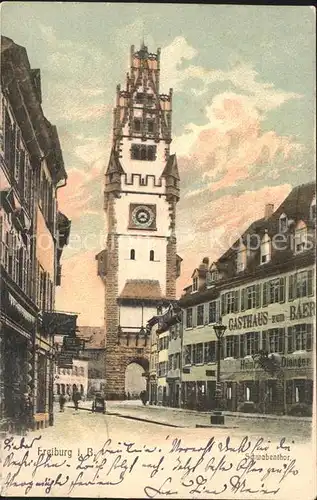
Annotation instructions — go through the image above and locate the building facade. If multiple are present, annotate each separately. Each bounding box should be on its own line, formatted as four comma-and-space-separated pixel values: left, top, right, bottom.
179, 184, 315, 416
96, 43, 181, 399
0, 36, 70, 432
77, 326, 106, 397
54, 358, 88, 401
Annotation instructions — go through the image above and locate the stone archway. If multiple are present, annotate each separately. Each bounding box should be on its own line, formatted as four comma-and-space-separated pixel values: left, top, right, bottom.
124, 357, 149, 400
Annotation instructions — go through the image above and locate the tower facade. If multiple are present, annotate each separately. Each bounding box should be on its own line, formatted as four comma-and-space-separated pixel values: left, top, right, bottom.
96, 44, 181, 399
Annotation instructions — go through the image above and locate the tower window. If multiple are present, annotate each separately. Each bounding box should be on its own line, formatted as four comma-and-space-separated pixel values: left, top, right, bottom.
133, 118, 141, 132
147, 119, 155, 133
131, 144, 157, 161
150, 250, 154, 261
135, 92, 144, 104
130, 249, 135, 260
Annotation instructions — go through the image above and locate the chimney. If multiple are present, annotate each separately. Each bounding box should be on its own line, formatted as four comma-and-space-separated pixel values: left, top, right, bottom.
264, 203, 274, 220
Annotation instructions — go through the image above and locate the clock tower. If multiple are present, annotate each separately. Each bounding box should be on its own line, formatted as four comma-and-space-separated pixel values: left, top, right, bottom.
96, 43, 181, 399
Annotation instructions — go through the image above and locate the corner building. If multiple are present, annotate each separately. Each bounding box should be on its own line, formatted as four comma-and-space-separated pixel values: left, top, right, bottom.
180, 183, 315, 415
96, 44, 181, 399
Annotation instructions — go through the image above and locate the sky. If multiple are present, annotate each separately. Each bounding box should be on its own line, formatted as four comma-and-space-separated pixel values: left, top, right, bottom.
2, 3, 315, 326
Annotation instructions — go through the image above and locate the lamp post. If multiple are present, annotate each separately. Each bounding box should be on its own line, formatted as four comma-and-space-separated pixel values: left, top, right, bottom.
210, 320, 227, 425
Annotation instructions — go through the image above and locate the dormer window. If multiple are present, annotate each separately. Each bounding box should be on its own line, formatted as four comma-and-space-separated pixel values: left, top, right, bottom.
310, 197, 316, 224
236, 243, 247, 272
279, 213, 288, 233
193, 277, 198, 292
210, 270, 219, 282
294, 221, 308, 253
260, 232, 271, 264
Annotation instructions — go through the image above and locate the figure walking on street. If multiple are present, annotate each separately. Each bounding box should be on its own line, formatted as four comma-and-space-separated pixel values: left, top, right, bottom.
72, 389, 81, 411
59, 393, 66, 412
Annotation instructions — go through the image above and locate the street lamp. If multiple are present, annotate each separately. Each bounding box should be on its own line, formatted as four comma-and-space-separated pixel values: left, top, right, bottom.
210, 319, 227, 425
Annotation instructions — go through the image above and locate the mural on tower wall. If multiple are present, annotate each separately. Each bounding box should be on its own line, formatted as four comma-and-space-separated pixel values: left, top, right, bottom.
0, 4, 315, 500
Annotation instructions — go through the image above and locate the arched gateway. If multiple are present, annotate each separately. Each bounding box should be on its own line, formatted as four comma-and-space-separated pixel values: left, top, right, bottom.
125, 358, 149, 399
95, 43, 180, 400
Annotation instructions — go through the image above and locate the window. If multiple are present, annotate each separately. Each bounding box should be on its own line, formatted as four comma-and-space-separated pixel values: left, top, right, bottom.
131, 144, 157, 161
186, 308, 193, 328
226, 385, 232, 400
241, 284, 261, 311
310, 197, 316, 224
262, 277, 285, 306
245, 332, 259, 355
149, 250, 154, 261
262, 328, 285, 354
192, 343, 203, 364
197, 305, 204, 326
135, 92, 144, 104
221, 291, 239, 315
294, 221, 308, 253
288, 324, 312, 352
210, 270, 219, 282
130, 249, 135, 260
294, 380, 306, 403
237, 243, 247, 272
289, 270, 313, 300
147, 119, 155, 133
192, 277, 198, 292
208, 301, 218, 323
133, 118, 141, 132
225, 336, 239, 358
204, 341, 216, 363
184, 345, 192, 365
260, 233, 271, 264
279, 213, 288, 233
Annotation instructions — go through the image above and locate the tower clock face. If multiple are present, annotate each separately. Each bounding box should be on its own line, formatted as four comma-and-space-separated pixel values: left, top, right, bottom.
132, 205, 155, 228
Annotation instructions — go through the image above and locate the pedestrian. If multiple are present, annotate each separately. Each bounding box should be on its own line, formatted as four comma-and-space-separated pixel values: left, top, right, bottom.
72, 389, 81, 411
59, 393, 66, 412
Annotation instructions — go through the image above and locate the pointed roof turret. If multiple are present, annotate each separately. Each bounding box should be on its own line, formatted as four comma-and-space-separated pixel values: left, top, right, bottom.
106, 147, 125, 176
161, 154, 180, 180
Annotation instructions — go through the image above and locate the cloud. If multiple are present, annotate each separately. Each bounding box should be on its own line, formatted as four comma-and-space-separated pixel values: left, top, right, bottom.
38, 24, 110, 124
57, 134, 109, 219
174, 92, 305, 195
161, 36, 302, 108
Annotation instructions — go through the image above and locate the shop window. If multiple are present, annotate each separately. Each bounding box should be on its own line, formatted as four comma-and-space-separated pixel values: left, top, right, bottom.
186, 308, 193, 328
197, 305, 204, 326
294, 380, 306, 403
294, 221, 308, 253
226, 385, 232, 400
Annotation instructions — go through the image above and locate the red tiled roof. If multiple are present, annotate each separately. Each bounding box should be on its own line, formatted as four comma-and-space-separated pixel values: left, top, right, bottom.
77, 326, 105, 349
119, 279, 162, 300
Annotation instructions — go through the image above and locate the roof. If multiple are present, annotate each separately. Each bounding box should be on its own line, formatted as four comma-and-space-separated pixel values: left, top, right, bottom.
77, 326, 105, 349
119, 279, 163, 300
106, 147, 125, 175
161, 154, 180, 179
